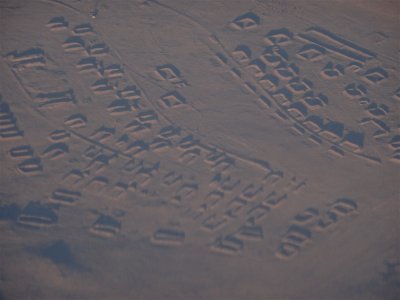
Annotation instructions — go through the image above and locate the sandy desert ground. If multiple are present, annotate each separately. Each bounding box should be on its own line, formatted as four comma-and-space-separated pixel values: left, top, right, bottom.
0, 0, 399, 299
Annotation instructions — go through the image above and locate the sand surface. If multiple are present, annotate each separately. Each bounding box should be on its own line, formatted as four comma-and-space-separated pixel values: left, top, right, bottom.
0, 0, 399, 299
